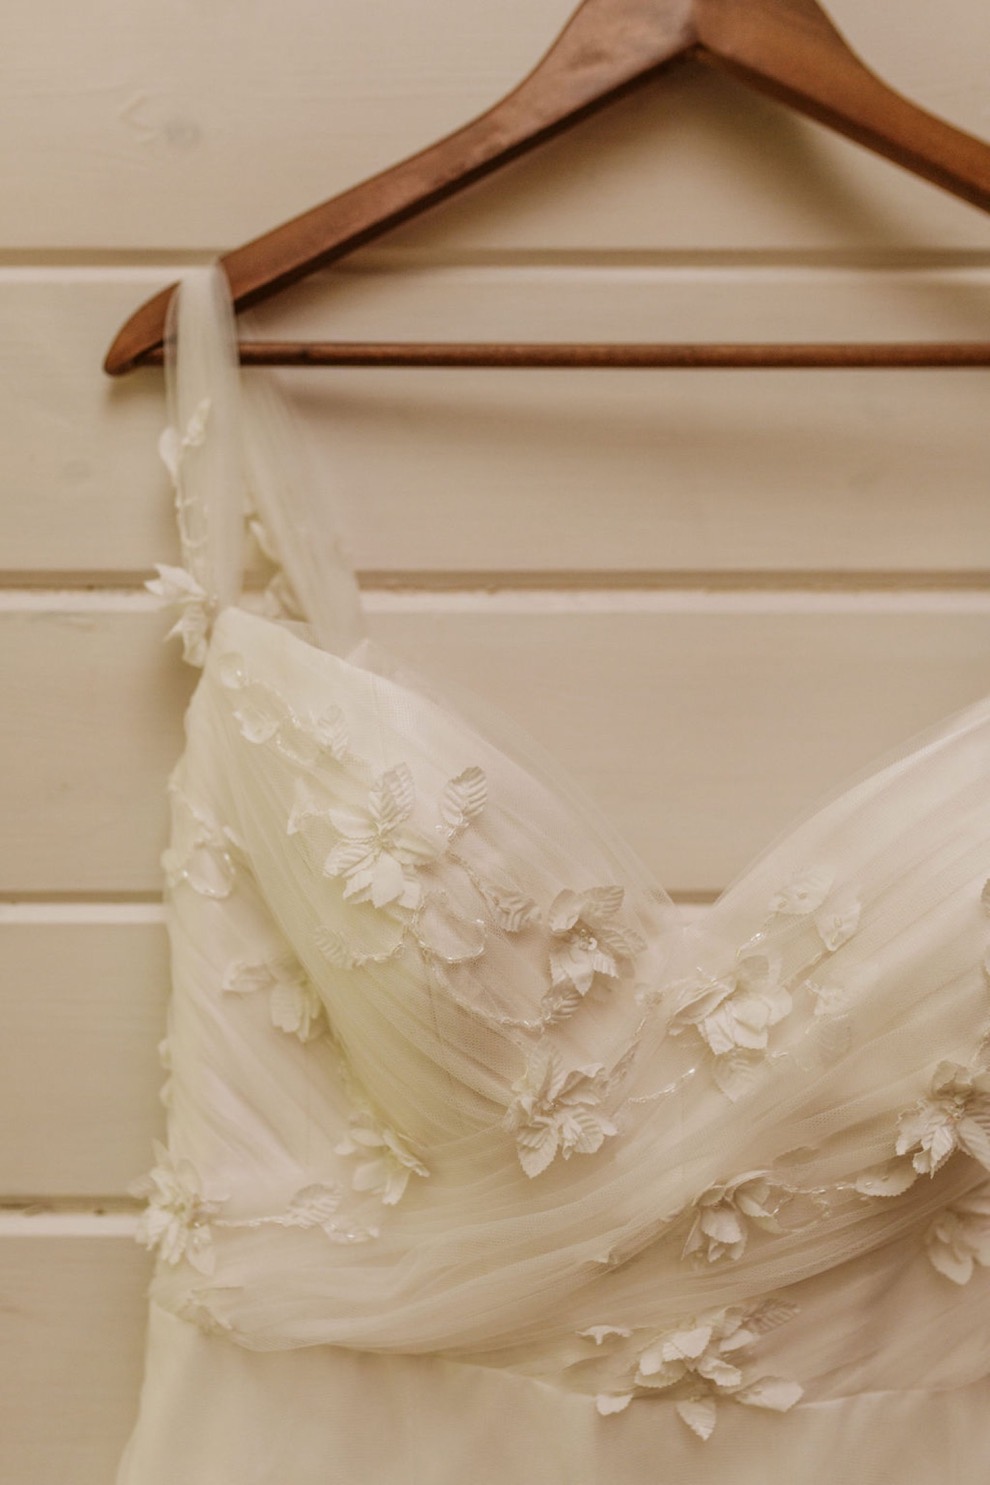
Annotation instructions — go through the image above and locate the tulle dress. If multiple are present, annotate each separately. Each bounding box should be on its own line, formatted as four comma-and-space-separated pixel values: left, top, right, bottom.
116, 265, 990, 1484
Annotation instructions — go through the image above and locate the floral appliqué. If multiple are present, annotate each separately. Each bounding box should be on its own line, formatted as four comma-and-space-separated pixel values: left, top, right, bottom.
682, 1172, 820, 1264
130, 1141, 226, 1274
146, 563, 215, 668
504, 1047, 619, 1177
924, 1185, 990, 1284
856, 1060, 990, 1199
668, 950, 792, 1100
335, 1117, 430, 1206
668, 866, 862, 1099
223, 950, 326, 1042
594, 1300, 803, 1439
544, 886, 645, 1020
325, 764, 452, 910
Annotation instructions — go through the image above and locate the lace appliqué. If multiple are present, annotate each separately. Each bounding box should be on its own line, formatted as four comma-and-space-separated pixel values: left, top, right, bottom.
593, 1299, 803, 1438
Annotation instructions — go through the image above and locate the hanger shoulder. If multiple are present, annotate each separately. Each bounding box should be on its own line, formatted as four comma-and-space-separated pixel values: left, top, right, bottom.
696, 0, 990, 213
105, 0, 990, 376
104, 0, 697, 374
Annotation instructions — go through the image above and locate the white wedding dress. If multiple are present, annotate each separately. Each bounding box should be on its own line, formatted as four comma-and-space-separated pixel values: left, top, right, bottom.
116, 266, 990, 1484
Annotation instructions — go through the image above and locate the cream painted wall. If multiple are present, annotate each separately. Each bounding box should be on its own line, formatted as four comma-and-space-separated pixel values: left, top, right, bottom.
2, 2, 990, 1477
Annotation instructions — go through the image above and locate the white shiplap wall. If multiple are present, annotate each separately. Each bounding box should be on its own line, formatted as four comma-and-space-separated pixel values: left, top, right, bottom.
3, 2, 990, 1479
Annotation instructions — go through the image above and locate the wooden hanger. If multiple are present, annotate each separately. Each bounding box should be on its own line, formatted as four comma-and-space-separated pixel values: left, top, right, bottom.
104, 0, 990, 375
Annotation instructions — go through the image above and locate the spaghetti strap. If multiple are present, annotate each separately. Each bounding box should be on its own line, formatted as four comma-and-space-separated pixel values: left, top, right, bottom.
151, 262, 363, 661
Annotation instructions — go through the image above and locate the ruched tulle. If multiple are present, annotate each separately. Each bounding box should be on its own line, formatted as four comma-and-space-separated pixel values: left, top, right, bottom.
117, 266, 990, 1482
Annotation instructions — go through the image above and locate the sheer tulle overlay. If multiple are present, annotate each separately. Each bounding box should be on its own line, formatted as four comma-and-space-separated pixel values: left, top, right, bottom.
118, 267, 990, 1482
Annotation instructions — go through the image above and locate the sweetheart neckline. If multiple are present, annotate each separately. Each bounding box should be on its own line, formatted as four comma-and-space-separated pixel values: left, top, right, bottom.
211, 601, 990, 927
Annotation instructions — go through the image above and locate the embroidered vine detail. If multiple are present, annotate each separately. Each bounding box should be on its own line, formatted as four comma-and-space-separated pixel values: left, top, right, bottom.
504, 1047, 619, 1177
130, 1142, 227, 1275
335, 1117, 430, 1206
924, 1185, 990, 1284
594, 1299, 803, 1438
682, 1173, 822, 1264
543, 886, 646, 1021
213, 1183, 379, 1244
218, 654, 351, 767
223, 950, 326, 1042
130, 1145, 379, 1271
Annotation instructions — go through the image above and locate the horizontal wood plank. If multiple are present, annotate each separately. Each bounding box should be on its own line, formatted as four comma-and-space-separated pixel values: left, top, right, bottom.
0, 917, 168, 1196
5, 599, 990, 896
4, 1, 990, 253
0, 1228, 149, 1485
4, 268, 990, 580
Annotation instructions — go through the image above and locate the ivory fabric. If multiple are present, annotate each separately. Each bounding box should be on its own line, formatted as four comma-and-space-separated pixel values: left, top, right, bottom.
117, 266, 990, 1483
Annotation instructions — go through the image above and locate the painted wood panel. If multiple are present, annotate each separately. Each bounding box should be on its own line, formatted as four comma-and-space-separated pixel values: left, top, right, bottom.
3, 1, 990, 252
4, 599, 990, 896
3, 269, 990, 581
0, 1228, 149, 1485
0, 915, 168, 1196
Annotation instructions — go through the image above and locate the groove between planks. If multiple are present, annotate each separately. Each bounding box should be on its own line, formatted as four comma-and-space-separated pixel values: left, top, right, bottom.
4, 585, 990, 613
4, 568, 990, 593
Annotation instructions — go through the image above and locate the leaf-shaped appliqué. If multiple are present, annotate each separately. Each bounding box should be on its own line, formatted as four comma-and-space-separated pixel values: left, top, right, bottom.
476, 876, 540, 934
369, 764, 416, 832
595, 1393, 633, 1416
439, 766, 487, 834
675, 1395, 718, 1441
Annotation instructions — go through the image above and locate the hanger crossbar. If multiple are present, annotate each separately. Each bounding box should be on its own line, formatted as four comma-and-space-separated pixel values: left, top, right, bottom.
144, 340, 990, 369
